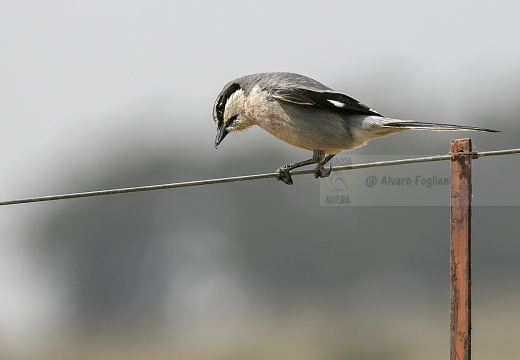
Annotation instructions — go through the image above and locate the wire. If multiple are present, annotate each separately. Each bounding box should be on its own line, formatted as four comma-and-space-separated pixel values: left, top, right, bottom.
1, 148, 519, 207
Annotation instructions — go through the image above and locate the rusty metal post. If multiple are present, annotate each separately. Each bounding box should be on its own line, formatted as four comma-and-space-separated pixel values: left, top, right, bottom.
450, 139, 472, 360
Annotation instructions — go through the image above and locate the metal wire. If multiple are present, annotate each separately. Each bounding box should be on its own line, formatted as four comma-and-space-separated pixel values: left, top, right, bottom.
1, 148, 519, 206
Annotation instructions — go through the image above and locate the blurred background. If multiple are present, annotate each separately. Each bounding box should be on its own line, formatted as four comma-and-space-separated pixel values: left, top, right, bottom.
1, 1, 520, 359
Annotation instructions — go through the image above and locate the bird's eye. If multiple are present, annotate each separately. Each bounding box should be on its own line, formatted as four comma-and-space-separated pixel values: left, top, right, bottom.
229, 115, 238, 126
216, 98, 224, 114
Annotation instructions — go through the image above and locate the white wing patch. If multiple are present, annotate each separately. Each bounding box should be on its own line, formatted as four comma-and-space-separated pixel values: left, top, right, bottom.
328, 99, 345, 108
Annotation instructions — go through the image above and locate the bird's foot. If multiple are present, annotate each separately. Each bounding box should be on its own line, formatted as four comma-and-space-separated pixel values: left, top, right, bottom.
314, 164, 332, 179
276, 165, 294, 185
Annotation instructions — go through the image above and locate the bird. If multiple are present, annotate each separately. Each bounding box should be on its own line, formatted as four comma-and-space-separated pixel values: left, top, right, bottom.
212, 72, 498, 185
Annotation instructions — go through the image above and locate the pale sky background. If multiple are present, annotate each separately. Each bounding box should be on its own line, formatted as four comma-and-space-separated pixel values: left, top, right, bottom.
1, 1, 519, 359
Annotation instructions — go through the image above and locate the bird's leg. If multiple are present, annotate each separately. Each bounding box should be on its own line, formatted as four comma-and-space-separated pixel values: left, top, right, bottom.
314, 154, 335, 179
276, 158, 315, 185
276, 150, 334, 185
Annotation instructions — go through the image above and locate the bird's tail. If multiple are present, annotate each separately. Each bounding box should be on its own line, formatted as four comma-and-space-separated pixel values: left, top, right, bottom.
381, 119, 499, 133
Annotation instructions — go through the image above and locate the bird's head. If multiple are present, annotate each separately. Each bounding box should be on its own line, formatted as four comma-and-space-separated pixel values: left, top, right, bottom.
213, 81, 253, 148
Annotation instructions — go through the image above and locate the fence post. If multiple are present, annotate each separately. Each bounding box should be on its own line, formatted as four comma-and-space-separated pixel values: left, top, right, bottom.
450, 139, 473, 360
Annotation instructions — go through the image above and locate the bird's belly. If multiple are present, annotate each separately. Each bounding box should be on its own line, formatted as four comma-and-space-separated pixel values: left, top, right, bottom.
257, 117, 366, 154
249, 100, 371, 154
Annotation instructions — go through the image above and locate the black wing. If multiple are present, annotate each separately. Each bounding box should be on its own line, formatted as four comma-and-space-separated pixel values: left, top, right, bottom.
269, 87, 382, 117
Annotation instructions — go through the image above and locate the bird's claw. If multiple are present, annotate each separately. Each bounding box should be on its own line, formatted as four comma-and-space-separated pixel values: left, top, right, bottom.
314, 164, 332, 179
276, 166, 294, 185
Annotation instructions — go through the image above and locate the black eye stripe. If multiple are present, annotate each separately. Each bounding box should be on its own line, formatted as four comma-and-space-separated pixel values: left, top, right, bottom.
216, 82, 241, 125
216, 97, 224, 113
220, 83, 241, 110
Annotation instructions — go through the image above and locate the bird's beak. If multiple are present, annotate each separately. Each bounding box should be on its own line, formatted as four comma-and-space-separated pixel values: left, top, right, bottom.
214, 123, 229, 149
